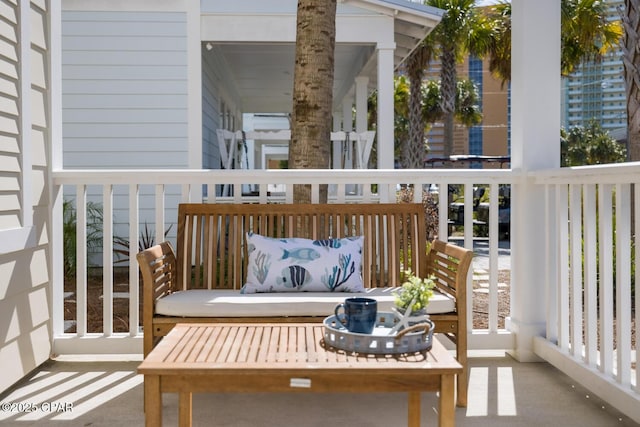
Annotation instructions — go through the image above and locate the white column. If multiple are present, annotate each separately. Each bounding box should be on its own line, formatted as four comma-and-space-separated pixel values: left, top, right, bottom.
376, 44, 395, 170
329, 113, 342, 198
332, 113, 342, 169
342, 95, 354, 168
355, 76, 369, 134
508, 0, 561, 361
342, 95, 356, 194
377, 43, 395, 202
187, 0, 202, 201
342, 96, 353, 133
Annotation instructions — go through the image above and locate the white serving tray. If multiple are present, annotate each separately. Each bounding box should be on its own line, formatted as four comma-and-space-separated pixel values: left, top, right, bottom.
323, 311, 433, 355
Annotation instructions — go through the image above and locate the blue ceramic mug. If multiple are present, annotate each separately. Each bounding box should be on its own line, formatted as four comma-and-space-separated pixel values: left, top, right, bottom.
334, 297, 377, 334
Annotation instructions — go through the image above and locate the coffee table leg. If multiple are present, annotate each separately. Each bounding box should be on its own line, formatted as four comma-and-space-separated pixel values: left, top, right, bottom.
179, 392, 192, 427
408, 391, 421, 427
439, 374, 455, 427
144, 375, 161, 427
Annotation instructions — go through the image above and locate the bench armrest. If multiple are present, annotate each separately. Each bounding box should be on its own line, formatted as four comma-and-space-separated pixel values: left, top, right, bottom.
137, 241, 177, 356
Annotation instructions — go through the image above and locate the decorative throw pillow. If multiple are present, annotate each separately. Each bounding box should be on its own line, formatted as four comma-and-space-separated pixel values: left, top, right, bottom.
241, 233, 364, 293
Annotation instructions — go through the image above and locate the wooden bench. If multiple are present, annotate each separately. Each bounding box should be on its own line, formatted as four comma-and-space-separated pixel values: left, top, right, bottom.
137, 202, 473, 406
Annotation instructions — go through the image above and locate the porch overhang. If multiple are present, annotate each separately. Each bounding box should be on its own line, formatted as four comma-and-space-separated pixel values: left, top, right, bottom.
200, 0, 443, 113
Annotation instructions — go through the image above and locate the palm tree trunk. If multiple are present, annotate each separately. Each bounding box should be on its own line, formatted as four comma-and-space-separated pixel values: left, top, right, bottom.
622, 0, 640, 161
406, 51, 426, 169
440, 46, 457, 159
289, 0, 337, 203
621, 0, 640, 236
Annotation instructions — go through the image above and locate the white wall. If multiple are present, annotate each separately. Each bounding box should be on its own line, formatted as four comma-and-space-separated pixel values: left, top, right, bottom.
60, 8, 191, 253
61, 10, 189, 168
0, 0, 54, 394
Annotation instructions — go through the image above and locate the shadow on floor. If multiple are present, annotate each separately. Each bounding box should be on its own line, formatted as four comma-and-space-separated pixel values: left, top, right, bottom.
0, 350, 637, 427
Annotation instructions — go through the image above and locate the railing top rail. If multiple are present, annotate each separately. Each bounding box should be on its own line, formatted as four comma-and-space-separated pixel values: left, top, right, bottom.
532, 161, 640, 185
52, 168, 515, 185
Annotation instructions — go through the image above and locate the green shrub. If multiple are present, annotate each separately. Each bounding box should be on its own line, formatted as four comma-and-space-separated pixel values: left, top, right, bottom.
63, 199, 103, 280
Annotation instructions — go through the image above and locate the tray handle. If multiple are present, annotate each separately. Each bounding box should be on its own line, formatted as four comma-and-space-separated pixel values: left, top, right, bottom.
394, 322, 432, 340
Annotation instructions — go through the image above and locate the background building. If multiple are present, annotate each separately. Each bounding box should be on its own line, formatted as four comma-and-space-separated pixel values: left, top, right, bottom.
562, 0, 626, 142
424, 58, 511, 167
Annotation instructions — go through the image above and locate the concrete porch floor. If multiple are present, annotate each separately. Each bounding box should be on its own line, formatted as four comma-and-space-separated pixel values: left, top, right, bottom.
1, 348, 638, 427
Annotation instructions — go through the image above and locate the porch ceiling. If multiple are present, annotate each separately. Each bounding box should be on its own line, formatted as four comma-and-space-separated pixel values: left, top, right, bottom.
202, 0, 443, 114
210, 43, 376, 114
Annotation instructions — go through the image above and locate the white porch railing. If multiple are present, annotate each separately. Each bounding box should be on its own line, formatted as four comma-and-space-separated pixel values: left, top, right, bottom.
532, 162, 639, 422
51, 165, 640, 422
51, 168, 513, 354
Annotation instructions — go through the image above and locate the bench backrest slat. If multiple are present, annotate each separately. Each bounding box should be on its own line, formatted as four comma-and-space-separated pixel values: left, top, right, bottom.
175, 203, 428, 291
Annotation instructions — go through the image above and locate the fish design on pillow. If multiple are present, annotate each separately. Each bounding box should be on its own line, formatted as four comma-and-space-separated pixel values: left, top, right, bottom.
277, 265, 312, 288
280, 247, 320, 262
312, 239, 342, 249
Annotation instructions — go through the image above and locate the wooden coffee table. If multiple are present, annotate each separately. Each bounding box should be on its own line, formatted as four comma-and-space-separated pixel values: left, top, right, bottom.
138, 323, 462, 427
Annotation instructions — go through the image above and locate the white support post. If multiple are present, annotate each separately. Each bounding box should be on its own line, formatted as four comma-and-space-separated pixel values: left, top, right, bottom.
355, 76, 368, 134
376, 43, 395, 202
332, 113, 341, 170
330, 113, 341, 198
355, 76, 369, 196
187, 0, 202, 204
508, 0, 561, 361
342, 95, 354, 169
342, 95, 355, 194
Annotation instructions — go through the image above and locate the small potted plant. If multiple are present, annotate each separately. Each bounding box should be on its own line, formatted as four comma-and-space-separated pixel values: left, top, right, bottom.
393, 269, 435, 315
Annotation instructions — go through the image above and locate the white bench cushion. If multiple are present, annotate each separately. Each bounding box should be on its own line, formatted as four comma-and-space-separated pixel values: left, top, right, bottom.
155, 287, 455, 318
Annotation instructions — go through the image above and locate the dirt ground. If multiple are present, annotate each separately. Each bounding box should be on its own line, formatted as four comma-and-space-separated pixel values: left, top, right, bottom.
471, 270, 511, 330
64, 269, 141, 334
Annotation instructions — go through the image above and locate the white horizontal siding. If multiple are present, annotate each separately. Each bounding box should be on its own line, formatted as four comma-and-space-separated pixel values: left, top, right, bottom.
63, 94, 188, 109
62, 10, 188, 169
65, 137, 187, 152
0, 0, 20, 232
63, 64, 187, 80
0, 0, 51, 395
64, 152, 187, 168
64, 123, 188, 138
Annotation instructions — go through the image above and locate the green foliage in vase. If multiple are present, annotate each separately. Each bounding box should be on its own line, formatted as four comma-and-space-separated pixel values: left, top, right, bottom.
393, 269, 435, 312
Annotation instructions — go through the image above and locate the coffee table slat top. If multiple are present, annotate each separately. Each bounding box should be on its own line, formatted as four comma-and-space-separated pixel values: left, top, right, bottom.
138, 323, 462, 375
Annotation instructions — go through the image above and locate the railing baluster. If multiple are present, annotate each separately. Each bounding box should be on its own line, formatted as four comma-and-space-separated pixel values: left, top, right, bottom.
76, 185, 87, 337
463, 183, 473, 248
155, 184, 165, 246
583, 184, 597, 367
615, 183, 631, 385
259, 183, 268, 204
557, 184, 569, 351
129, 184, 139, 337
569, 183, 583, 359
489, 183, 499, 333
103, 184, 113, 337
599, 184, 614, 376
544, 184, 558, 343
336, 183, 346, 203
437, 183, 448, 240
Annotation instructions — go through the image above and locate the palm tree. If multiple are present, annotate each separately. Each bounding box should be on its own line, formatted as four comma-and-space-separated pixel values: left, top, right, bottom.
423, 0, 495, 160
487, 0, 622, 84
370, 76, 482, 168
404, 42, 436, 168
289, 0, 337, 203
620, 0, 640, 161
